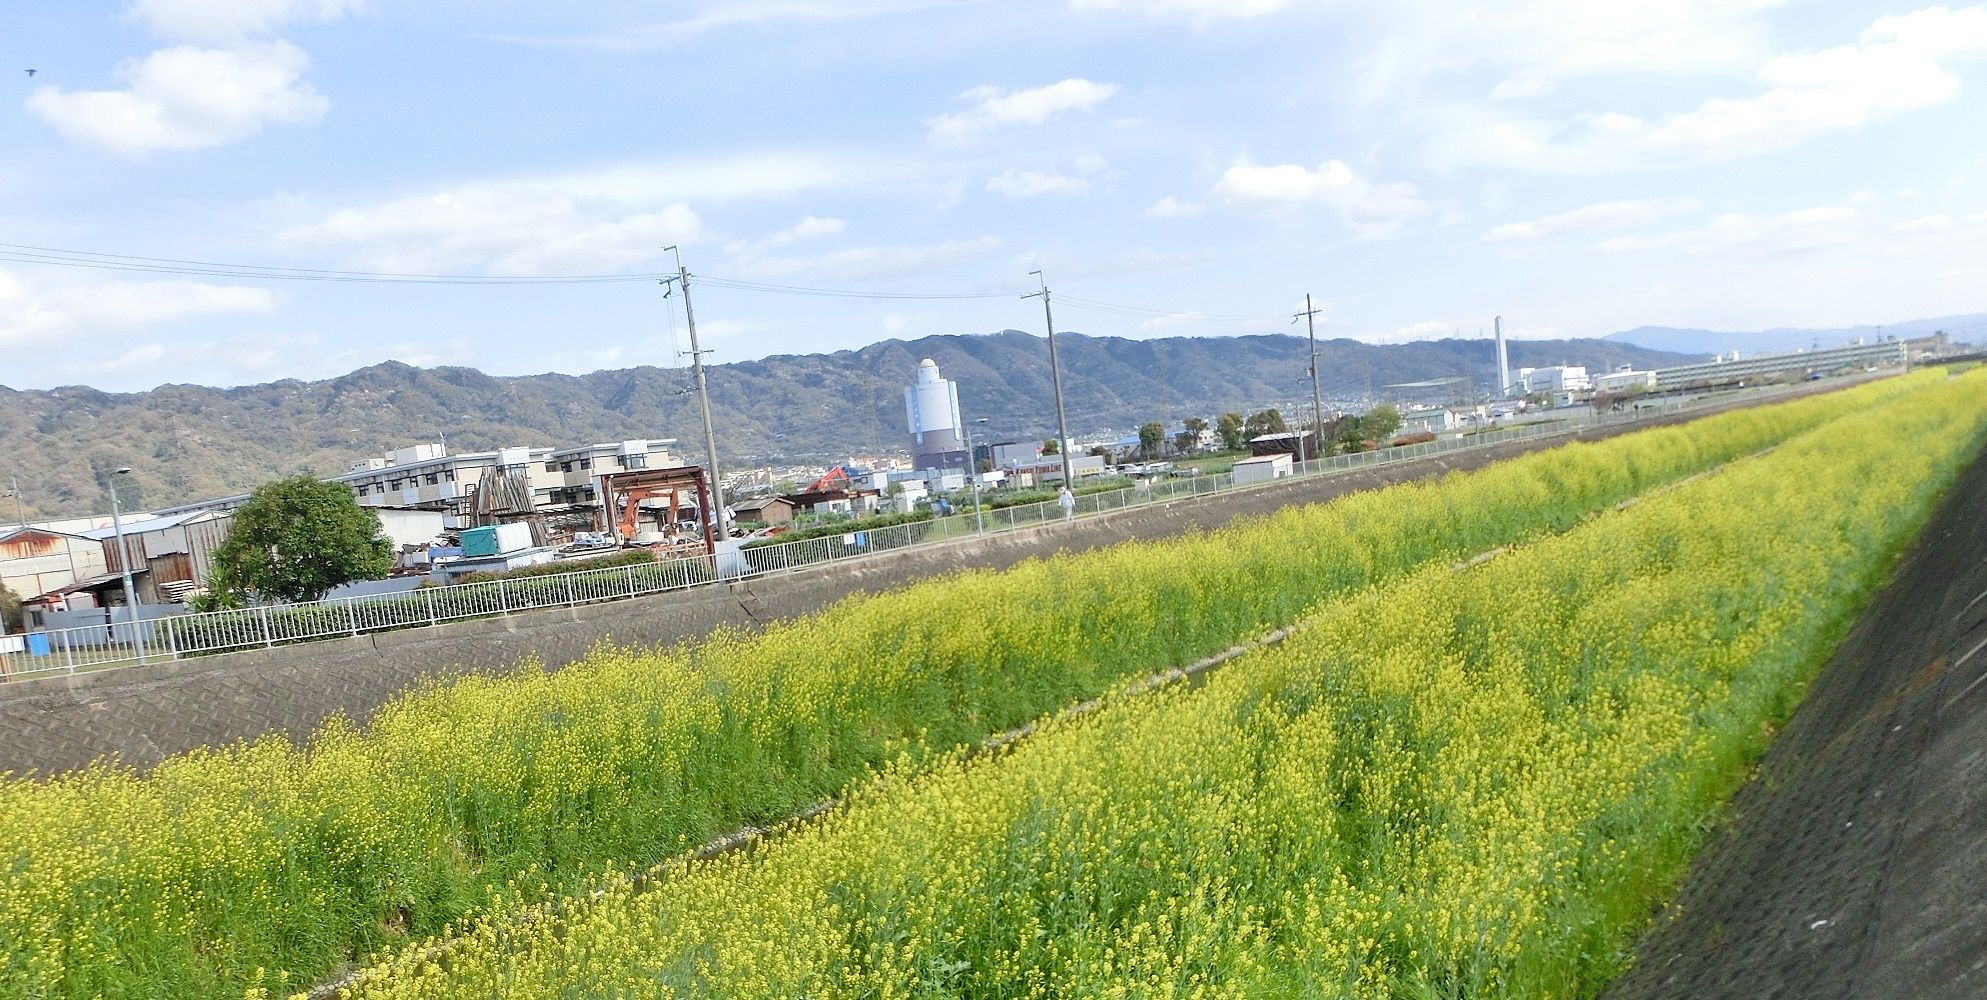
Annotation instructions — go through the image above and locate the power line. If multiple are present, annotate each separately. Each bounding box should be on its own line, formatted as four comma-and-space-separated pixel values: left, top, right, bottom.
692, 275, 1012, 301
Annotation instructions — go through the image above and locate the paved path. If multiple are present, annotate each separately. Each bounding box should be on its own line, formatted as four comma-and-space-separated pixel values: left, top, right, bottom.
1606, 443, 1987, 999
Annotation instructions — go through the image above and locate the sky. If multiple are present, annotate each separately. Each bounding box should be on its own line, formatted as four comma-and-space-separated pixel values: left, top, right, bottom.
3, 0, 1987, 392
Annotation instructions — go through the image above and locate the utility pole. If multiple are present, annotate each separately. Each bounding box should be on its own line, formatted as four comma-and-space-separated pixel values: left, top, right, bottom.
107, 468, 144, 664
1024, 271, 1075, 486
1294, 294, 1326, 464
8, 476, 22, 527
664, 247, 727, 545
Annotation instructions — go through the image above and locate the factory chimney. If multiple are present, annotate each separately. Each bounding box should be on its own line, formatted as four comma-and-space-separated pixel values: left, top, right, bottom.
1495, 316, 1511, 398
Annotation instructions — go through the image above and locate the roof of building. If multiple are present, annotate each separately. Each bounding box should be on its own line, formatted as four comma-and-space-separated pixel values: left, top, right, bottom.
0, 525, 97, 544
80, 510, 225, 541
1233, 454, 1293, 465
733, 497, 797, 512
27, 570, 146, 603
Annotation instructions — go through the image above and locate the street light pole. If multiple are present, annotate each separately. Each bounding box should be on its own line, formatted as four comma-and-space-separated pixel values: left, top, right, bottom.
1024, 271, 1075, 487
107, 468, 145, 664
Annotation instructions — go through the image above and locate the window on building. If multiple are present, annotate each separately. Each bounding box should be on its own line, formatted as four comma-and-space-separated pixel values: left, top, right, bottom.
425, 474, 439, 485
578, 459, 591, 470
544, 462, 558, 472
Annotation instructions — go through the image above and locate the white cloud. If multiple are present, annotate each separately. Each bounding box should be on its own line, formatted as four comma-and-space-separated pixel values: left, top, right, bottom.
1488, 76, 1557, 100
1358, 319, 1457, 345
524, 150, 899, 204
987, 169, 1095, 198
280, 188, 705, 274
763, 216, 847, 247
1146, 195, 1205, 218
27, 42, 327, 155
1214, 158, 1432, 236
1070, 0, 1288, 26
488, 0, 966, 49
1482, 197, 1698, 243
927, 79, 1118, 143
0, 267, 279, 351
1895, 213, 1956, 232
986, 157, 1108, 198
129, 0, 360, 42
1136, 311, 1210, 331
1603, 204, 1858, 256
1451, 5, 1987, 172
728, 236, 1003, 281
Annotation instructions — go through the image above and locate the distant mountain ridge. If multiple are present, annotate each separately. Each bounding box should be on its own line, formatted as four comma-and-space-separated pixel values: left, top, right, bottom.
0, 330, 1687, 516
1605, 314, 1987, 356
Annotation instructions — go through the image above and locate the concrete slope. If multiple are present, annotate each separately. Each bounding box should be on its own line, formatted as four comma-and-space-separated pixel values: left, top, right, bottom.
1606, 445, 1987, 999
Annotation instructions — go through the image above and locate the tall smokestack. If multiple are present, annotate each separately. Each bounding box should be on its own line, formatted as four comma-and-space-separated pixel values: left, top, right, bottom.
1495, 316, 1510, 398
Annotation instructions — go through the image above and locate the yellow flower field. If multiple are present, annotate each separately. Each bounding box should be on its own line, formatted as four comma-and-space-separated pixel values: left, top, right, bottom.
0, 372, 1952, 999
329, 369, 1987, 999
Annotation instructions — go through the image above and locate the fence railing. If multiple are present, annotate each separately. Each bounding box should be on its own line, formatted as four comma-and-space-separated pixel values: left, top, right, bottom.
0, 388, 1775, 682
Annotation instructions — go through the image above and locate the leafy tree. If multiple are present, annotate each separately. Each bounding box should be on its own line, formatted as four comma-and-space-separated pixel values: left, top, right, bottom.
1335, 415, 1368, 452
1138, 421, 1165, 459
1176, 417, 1208, 455
1244, 408, 1288, 439
1362, 404, 1402, 442
1215, 412, 1245, 450
0, 584, 22, 633
1042, 438, 1061, 455
207, 476, 394, 606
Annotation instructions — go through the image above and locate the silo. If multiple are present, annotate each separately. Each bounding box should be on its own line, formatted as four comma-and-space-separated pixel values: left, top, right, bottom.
905, 358, 964, 471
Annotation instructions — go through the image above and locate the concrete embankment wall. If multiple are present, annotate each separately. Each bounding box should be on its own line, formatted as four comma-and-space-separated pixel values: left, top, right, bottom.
0, 387, 1844, 776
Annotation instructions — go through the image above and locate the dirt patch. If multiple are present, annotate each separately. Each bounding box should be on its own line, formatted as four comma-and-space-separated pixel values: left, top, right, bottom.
1604, 444, 1987, 999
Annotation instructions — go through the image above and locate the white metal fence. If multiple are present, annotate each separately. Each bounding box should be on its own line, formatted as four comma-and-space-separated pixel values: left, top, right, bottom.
0, 389, 1772, 682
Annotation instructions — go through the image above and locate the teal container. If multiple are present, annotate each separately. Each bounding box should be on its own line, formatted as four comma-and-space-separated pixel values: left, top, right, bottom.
460, 526, 500, 557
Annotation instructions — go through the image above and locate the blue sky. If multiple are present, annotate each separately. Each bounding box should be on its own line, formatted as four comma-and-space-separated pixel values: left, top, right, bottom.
4, 0, 1987, 391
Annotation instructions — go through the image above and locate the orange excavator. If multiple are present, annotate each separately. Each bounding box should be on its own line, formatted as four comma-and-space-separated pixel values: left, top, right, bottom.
616, 485, 681, 541
804, 464, 857, 493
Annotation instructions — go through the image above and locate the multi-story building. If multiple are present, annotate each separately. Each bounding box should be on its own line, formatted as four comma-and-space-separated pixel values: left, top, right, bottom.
541, 440, 685, 509
337, 445, 556, 521
1654, 339, 1907, 389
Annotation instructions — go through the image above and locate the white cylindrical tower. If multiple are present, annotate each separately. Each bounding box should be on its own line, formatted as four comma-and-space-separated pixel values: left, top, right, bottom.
905, 358, 964, 470
1495, 316, 1511, 398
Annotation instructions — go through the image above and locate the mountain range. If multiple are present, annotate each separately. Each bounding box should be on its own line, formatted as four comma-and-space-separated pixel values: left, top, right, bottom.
2, 331, 1685, 517
1604, 313, 1986, 356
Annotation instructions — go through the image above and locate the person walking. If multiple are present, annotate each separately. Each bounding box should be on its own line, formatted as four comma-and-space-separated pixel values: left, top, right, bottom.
1058, 484, 1076, 521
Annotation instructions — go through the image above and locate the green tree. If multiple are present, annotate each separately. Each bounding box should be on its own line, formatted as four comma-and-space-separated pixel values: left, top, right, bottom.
1138, 421, 1165, 459
1042, 438, 1061, 455
1176, 416, 1208, 455
0, 584, 22, 633
1244, 408, 1287, 439
1215, 412, 1245, 450
1363, 404, 1402, 442
207, 476, 394, 606
1335, 415, 1368, 452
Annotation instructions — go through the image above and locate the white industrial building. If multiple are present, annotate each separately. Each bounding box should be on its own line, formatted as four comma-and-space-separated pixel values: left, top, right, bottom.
905, 358, 966, 472
1593, 369, 1659, 393
1653, 339, 1908, 389
1513, 365, 1590, 395
1231, 454, 1294, 485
